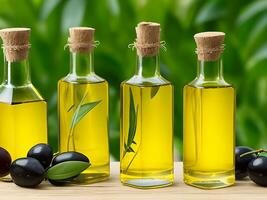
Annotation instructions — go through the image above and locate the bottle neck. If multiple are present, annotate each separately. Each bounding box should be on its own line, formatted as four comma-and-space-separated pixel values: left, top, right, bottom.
70, 51, 94, 76
135, 54, 160, 78
197, 58, 223, 82
2, 58, 31, 86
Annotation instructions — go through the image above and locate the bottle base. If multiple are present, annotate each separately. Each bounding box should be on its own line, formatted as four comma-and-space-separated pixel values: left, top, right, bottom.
120, 169, 173, 189
184, 168, 235, 189
122, 179, 173, 189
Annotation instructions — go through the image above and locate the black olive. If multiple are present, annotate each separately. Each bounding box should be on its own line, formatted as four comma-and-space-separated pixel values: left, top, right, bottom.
47, 152, 89, 186
27, 143, 53, 169
10, 157, 45, 188
235, 146, 256, 179
52, 151, 89, 166
248, 156, 267, 186
0, 147, 11, 177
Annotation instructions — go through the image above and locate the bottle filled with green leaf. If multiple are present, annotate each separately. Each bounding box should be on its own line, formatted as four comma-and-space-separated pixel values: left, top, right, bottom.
0, 28, 48, 181
120, 22, 174, 188
58, 27, 109, 183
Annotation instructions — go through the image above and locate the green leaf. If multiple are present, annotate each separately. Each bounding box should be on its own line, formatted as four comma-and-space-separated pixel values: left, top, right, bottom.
150, 86, 160, 98
124, 143, 127, 150
40, 0, 62, 20
195, 0, 226, 25
174, 0, 198, 28
247, 43, 267, 70
126, 89, 138, 148
70, 100, 101, 129
124, 143, 135, 153
107, 0, 120, 16
247, 13, 267, 51
236, 105, 265, 147
46, 161, 90, 180
127, 146, 135, 153
237, 0, 267, 26
250, 13, 267, 41
123, 88, 139, 156
259, 152, 267, 157
61, 0, 86, 33
67, 104, 75, 112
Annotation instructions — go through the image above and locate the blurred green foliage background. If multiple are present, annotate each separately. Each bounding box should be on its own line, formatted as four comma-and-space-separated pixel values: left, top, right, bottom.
0, 0, 267, 160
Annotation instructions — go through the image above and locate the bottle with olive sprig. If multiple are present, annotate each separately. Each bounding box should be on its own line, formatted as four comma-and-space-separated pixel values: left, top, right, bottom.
58, 27, 109, 183
120, 22, 174, 188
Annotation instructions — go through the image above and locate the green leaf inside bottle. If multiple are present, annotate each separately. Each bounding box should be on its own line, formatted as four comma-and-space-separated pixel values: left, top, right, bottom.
150, 86, 160, 98
67, 90, 101, 151
123, 88, 138, 157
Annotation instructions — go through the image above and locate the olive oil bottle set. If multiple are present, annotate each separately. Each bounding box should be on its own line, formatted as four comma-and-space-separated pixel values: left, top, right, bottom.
0, 22, 235, 189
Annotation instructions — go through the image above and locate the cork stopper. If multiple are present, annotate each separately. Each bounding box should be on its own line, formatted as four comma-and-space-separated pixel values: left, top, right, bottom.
135, 22, 161, 57
68, 27, 95, 53
0, 28, 30, 62
194, 32, 225, 61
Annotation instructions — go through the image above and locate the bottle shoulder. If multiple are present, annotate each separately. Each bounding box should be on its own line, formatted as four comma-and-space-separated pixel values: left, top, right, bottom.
60, 73, 106, 84
186, 77, 234, 89
0, 83, 44, 104
122, 75, 172, 87
184, 81, 235, 93
58, 76, 108, 88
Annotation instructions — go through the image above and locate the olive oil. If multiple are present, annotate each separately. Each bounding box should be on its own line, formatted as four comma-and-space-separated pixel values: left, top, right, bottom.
58, 80, 109, 182
58, 27, 110, 183
120, 83, 173, 188
183, 85, 235, 188
0, 28, 48, 182
120, 22, 174, 188
183, 32, 235, 189
0, 100, 47, 160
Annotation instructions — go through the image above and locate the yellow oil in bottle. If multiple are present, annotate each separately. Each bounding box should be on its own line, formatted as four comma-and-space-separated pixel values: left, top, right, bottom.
183, 85, 235, 189
0, 100, 47, 160
120, 83, 173, 188
58, 80, 110, 183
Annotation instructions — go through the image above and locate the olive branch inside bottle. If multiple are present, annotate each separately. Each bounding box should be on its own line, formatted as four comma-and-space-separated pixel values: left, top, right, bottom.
58, 27, 110, 183
120, 22, 174, 188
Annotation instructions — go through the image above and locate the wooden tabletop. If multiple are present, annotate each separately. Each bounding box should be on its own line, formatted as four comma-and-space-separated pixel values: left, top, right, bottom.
0, 162, 266, 200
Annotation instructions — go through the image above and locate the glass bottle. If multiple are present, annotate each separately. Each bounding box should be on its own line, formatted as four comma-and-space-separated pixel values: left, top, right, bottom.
58, 27, 109, 183
0, 28, 47, 172
120, 22, 174, 188
183, 32, 235, 189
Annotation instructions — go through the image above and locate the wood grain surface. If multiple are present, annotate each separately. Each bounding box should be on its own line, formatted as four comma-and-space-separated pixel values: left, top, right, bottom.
0, 162, 266, 200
